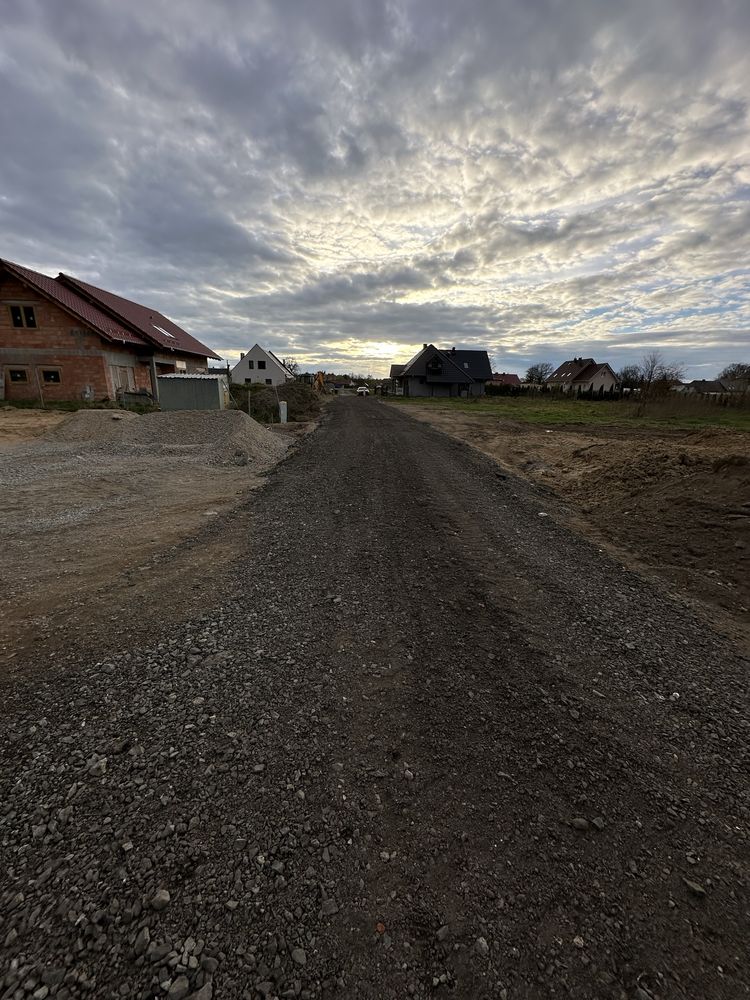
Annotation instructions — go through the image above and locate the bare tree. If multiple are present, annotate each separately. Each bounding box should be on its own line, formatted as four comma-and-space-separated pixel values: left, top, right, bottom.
282, 356, 300, 376
637, 351, 685, 396
616, 364, 642, 389
718, 362, 750, 381
638, 351, 663, 390
525, 362, 554, 384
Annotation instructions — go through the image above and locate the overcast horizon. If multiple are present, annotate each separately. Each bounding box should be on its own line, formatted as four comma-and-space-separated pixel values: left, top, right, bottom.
1, 0, 749, 378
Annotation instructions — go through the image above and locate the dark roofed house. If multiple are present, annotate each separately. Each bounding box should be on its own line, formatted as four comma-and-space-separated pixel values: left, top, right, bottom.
1, 258, 220, 404
389, 344, 492, 398
683, 379, 747, 395
546, 357, 617, 394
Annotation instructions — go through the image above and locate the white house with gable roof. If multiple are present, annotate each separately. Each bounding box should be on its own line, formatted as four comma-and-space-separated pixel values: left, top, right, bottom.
230, 344, 295, 386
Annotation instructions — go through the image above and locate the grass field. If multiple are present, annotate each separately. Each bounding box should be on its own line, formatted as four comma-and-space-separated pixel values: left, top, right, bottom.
387, 394, 750, 431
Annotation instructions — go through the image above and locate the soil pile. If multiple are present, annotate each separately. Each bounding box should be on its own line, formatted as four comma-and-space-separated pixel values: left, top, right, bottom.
584, 438, 750, 623
0, 408, 68, 447
45, 408, 287, 468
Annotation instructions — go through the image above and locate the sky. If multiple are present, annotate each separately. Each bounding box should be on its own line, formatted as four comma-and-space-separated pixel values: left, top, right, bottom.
1, 0, 749, 378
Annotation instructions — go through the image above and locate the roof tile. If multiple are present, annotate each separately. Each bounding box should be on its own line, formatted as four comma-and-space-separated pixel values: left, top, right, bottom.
1, 259, 147, 346
59, 274, 221, 359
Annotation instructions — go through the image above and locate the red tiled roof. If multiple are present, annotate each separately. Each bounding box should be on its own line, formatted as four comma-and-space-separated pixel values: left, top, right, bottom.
490, 372, 521, 386
1, 259, 147, 346
58, 274, 221, 360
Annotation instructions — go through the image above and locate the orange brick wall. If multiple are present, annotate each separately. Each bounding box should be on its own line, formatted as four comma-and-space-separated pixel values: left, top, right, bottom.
2, 277, 153, 402
1, 275, 210, 403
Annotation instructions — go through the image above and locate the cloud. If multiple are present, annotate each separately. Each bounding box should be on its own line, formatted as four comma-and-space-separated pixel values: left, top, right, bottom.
0, 0, 748, 377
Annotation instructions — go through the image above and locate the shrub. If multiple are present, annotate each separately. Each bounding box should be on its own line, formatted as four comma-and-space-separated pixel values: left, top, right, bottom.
229, 382, 321, 423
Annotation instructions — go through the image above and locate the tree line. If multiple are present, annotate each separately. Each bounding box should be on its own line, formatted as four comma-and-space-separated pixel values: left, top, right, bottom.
524, 354, 749, 392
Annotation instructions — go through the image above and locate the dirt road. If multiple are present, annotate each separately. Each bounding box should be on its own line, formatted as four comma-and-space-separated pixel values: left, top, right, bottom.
1, 398, 748, 999
393, 403, 750, 648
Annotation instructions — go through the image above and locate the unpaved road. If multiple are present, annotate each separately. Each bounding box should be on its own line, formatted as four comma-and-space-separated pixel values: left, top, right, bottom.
1, 398, 748, 1000
391, 402, 750, 649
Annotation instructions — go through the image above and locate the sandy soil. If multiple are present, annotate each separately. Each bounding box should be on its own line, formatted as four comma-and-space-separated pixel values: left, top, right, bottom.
0, 408, 306, 670
395, 405, 750, 649
0, 406, 68, 444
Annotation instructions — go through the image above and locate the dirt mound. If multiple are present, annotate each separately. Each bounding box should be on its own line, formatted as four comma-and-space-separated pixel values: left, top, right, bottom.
494, 418, 526, 432
46, 408, 287, 468
588, 446, 750, 637
713, 453, 750, 472
0, 408, 68, 447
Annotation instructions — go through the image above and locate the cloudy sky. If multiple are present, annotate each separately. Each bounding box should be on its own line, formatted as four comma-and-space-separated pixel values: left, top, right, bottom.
1, 0, 748, 377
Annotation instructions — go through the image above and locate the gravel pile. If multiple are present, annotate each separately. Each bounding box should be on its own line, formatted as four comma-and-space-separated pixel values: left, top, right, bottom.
45, 408, 287, 468
47, 409, 139, 442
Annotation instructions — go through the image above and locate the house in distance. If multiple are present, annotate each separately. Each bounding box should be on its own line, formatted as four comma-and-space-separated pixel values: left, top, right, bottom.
231, 345, 296, 386
546, 357, 618, 394
489, 372, 522, 387
390, 344, 492, 398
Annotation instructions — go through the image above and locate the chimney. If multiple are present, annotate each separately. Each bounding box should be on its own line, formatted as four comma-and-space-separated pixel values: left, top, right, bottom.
240, 352, 245, 359
451, 347, 456, 353
423, 343, 427, 349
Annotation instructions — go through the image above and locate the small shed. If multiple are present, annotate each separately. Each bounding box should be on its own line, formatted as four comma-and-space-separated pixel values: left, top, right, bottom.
157, 373, 229, 411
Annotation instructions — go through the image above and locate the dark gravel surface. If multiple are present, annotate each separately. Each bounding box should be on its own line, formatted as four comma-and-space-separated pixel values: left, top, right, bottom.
2, 397, 749, 1000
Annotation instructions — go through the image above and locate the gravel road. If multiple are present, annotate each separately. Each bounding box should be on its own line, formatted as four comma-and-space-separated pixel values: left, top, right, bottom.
2, 398, 748, 1000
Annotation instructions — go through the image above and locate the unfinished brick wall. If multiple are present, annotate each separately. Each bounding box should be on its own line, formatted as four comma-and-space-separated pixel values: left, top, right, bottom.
1, 278, 147, 402
1, 274, 211, 403
1, 278, 108, 401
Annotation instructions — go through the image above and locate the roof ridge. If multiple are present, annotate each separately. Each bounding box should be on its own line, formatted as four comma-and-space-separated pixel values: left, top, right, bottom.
57, 272, 221, 360
57, 273, 164, 350
266, 348, 294, 375
1, 257, 148, 347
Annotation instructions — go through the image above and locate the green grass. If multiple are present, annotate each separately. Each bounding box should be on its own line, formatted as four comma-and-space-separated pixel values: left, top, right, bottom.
386, 394, 750, 431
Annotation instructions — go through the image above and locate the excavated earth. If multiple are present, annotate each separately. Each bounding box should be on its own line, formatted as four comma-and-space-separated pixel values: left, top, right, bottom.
394, 404, 750, 648
1, 398, 749, 1000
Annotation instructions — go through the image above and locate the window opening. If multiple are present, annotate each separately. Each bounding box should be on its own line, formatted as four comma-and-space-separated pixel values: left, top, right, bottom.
8, 305, 37, 328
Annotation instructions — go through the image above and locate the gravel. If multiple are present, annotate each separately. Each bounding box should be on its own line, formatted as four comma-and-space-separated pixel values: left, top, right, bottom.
1, 398, 748, 999
0, 408, 286, 488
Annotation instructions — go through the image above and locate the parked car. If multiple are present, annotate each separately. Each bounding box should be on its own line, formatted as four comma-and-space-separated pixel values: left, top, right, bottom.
356, 386, 370, 396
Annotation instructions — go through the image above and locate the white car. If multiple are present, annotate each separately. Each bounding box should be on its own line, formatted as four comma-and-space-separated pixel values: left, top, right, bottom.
356, 386, 370, 396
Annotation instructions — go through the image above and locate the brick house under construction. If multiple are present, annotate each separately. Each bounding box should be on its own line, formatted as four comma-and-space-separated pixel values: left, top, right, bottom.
0, 258, 221, 404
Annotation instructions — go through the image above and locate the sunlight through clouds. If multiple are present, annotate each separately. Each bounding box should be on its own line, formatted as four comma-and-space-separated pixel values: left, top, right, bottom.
0, 0, 748, 376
